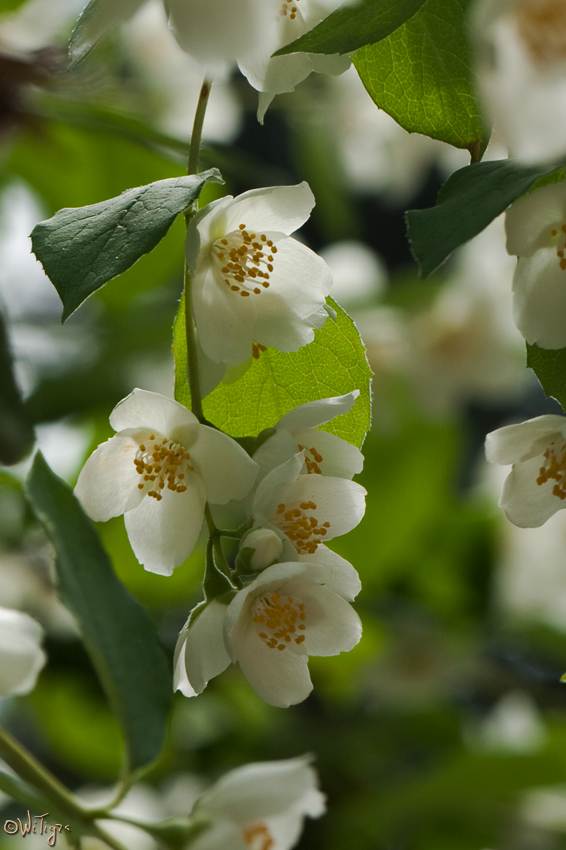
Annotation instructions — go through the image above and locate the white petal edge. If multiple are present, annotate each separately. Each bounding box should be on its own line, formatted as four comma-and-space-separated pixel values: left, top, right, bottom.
277, 391, 359, 432
109, 388, 198, 435
174, 601, 231, 696
485, 415, 566, 465
189, 426, 258, 504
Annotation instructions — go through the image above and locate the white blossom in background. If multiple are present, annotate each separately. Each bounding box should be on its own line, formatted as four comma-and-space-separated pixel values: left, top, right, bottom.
189, 757, 325, 850
175, 557, 362, 706
75, 389, 258, 575
186, 183, 332, 367
485, 413, 566, 527
319, 240, 387, 306
505, 180, 566, 348
473, 0, 566, 161
0, 606, 46, 698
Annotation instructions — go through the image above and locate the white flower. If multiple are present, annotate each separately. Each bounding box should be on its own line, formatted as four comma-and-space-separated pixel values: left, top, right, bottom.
186, 183, 332, 367
253, 391, 364, 480
485, 413, 566, 526
189, 756, 325, 850
0, 607, 46, 698
237, 0, 350, 122
240, 527, 285, 571
505, 180, 566, 348
175, 556, 362, 706
74, 389, 258, 576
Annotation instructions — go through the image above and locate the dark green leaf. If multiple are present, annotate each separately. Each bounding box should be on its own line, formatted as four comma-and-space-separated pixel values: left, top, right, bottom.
31, 170, 223, 321
174, 297, 372, 449
354, 0, 486, 152
25, 453, 172, 776
406, 159, 564, 277
527, 343, 566, 411
0, 309, 34, 465
274, 0, 428, 57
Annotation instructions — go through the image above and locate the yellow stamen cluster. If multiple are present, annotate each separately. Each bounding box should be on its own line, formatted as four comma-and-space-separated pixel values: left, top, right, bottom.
243, 823, 275, 850
298, 443, 323, 474
275, 500, 330, 554
537, 439, 566, 499
517, 0, 566, 65
214, 224, 278, 297
134, 434, 194, 502
252, 342, 267, 360
280, 0, 300, 19
252, 590, 306, 651
550, 224, 566, 271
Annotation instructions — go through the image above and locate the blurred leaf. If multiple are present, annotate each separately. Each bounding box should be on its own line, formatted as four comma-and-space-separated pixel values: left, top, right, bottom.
354, 0, 486, 152
274, 0, 428, 57
25, 453, 172, 777
0, 768, 46, 810
174, 296, 372, 448
527, 343, 566, 411
31, 170, 222, 321
406, 159, 563, 277
0, 309, 34, 465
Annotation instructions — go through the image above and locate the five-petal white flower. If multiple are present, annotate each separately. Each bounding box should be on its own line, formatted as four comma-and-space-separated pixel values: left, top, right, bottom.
186, 182, 332, 367
74, 389, 258, 576
485, 413, 566, 526
188, 756, 325, 850
505, 180, 566, 348
0, 607, 46, 698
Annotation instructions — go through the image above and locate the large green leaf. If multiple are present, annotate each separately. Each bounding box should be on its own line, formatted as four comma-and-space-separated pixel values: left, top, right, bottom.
25, 453, 172, 777
354, 0, 486, 152
406, 160, 564, 277
31, 170, 222, 321
174, 297, 372, 448
526, 344, 566, 411
274, 0, 429, 57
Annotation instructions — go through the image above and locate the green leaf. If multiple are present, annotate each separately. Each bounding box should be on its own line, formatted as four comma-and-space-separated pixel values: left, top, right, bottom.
406, 160, 564, 277
526, 344, 566, 411
0, 309, 34, 465
354, 0, 486, 152
274, 0, 429, 57
25, 453, 172, 777
31, 170, 223, 321
174, 297, 372, 449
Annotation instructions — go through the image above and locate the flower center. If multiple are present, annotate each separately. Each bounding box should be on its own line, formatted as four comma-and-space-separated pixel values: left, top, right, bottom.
213, 224, 278, 298
252, 590, 306, 650
243, 823, 275, 850
279, 0, 300, 19
517, 0, 566, 64
549, 224, 566, 272
298, 443, 323, 474
536, 439, 566, 499
134, 434, 194, 502
274, 500, 330, 554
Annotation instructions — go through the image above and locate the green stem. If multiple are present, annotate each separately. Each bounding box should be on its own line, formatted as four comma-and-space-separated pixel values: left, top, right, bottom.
184, 265, 205, 423
92, 824, 131, 850
188, 78, 212, 176
205, 504, 232, 577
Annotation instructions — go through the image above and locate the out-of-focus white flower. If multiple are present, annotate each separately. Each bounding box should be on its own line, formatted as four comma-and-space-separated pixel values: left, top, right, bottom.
467, 691, 546, 753
175, 558, 362, 706
74, 389, 258, 575
473, 0, 566, 161
485, 413, 566, 527
238, 0, 350, 122
186, 183, 332, 367
505, 180, 566, 348
253, 391, 364, 480
0, 606, 46, 698
190, 757, 325, 850
319, 240, 386, 306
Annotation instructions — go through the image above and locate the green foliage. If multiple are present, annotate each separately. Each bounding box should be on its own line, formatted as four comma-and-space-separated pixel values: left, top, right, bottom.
407, 159, 564, 276
25, 454, 172, 777
527, 343, 566, 411
0, 310, 34, 465
354, 0, 486, 152
31, 170, 222, 321
274, 0, 428, 57
174, 296, 372, 448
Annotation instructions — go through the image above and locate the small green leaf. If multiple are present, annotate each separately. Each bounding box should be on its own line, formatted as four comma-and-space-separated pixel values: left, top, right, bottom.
354, 0, 486, 152
174, 297, 372, 449
31, 170, 223, 321
527, 344, 566, 411
0, 309, 34, 465
25, 453, 172, 777
69, 0, 147, 66
274, 0, 428, 57
406, 159, 564, 277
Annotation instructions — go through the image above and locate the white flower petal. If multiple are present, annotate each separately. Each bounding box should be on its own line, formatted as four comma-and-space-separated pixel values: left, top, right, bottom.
124, 478, 206, 575
174, 601, 231, 697
253, 430, 300, 477
513, 248, 566, 347
252, 454, 305, 520
109, 388, 197, 435
0, 607, 46, 697
298, 547, 361, 601
506, 182, 566, 257
189, 426, 258, 504
221, 183, 315, 237
279, 475, 367, 540
292, 428, 364, 479
485, 415, 566, 465
277, 392, 359, 432
70, 0, 148, 63
188, 820, 245, 850
192, 265, 258, 365
74, 432, 146, 522
291, 579, 362, 657
500, 455, 566, 527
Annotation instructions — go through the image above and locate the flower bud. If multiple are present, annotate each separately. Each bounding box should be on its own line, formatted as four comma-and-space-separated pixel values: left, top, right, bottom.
242, 528, 284, 571
0, 607, 46, 698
